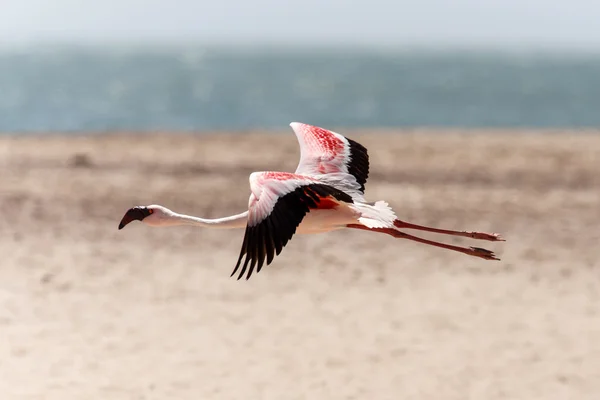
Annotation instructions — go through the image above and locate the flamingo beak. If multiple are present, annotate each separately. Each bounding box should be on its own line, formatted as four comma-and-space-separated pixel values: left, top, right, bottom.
118, 207, 151, 230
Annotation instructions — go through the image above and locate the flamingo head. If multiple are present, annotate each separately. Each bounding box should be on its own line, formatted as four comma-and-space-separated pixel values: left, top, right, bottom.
118, 204, 173, 229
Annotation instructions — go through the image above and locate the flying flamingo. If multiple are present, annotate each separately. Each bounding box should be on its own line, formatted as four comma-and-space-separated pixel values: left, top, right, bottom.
119, 122, 504, 280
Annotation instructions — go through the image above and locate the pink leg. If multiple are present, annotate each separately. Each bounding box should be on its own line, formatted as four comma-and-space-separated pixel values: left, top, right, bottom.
394, 219, 505, 242
347, 224, 500, 261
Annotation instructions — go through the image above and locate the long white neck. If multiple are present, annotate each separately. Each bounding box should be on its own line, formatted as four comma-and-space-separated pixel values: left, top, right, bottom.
167, 210, 249, 229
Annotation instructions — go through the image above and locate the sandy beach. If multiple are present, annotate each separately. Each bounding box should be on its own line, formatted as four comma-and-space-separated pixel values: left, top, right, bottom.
2, 128, 600, 399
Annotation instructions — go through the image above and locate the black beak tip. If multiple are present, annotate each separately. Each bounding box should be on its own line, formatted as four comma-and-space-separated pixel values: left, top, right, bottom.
118, 206, 150, 230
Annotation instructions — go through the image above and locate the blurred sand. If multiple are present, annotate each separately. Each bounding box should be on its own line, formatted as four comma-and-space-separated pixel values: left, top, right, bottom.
1, 129, 600, 400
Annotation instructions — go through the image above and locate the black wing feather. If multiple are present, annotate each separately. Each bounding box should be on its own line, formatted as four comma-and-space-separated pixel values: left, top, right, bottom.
263, 217, 276, 267
346, 138, 369, 194
232, 183, 353, 280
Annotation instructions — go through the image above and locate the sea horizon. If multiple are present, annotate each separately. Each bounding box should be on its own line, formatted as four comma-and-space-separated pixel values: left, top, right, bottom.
2, 44, 599, 134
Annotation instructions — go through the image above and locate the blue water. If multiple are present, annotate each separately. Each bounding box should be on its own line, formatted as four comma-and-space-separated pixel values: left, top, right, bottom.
1, 46, 599, 132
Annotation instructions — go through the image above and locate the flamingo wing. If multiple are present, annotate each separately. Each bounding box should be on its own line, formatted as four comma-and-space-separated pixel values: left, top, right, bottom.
290, 122, 370, 195
231, 171, 353, 280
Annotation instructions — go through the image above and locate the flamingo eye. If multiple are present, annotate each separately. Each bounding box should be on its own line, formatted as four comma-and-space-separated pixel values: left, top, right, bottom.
148, 209, 154, 214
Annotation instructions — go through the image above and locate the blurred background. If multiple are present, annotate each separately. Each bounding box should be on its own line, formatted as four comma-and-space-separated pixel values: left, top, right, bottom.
2, 2, 600, 400
1, 0, 600, 132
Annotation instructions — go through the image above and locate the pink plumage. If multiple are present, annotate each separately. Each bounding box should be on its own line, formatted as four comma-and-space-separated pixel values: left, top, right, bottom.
290, 122, 369, 194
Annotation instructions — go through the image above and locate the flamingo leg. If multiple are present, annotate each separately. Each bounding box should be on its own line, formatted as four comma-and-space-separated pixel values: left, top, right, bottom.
347, 224, 500, 261
394, 219, 505, 242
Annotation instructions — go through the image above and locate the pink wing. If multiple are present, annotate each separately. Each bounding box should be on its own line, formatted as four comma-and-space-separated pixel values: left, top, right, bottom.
231, 171, 353, 280
290, 122, 370, 193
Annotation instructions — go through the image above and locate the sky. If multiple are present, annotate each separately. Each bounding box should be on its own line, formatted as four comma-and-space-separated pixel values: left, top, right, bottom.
1, 0, 600, 49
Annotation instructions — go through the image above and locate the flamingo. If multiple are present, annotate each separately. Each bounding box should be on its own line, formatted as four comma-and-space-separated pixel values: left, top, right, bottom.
118, 122, 505, 280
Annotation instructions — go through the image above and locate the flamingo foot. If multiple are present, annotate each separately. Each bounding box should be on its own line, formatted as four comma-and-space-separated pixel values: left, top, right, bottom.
469, 247, 500, 260
467, 232, 506, 242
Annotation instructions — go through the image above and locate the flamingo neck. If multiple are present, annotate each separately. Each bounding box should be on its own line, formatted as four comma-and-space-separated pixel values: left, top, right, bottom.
168, 211, 248, 229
